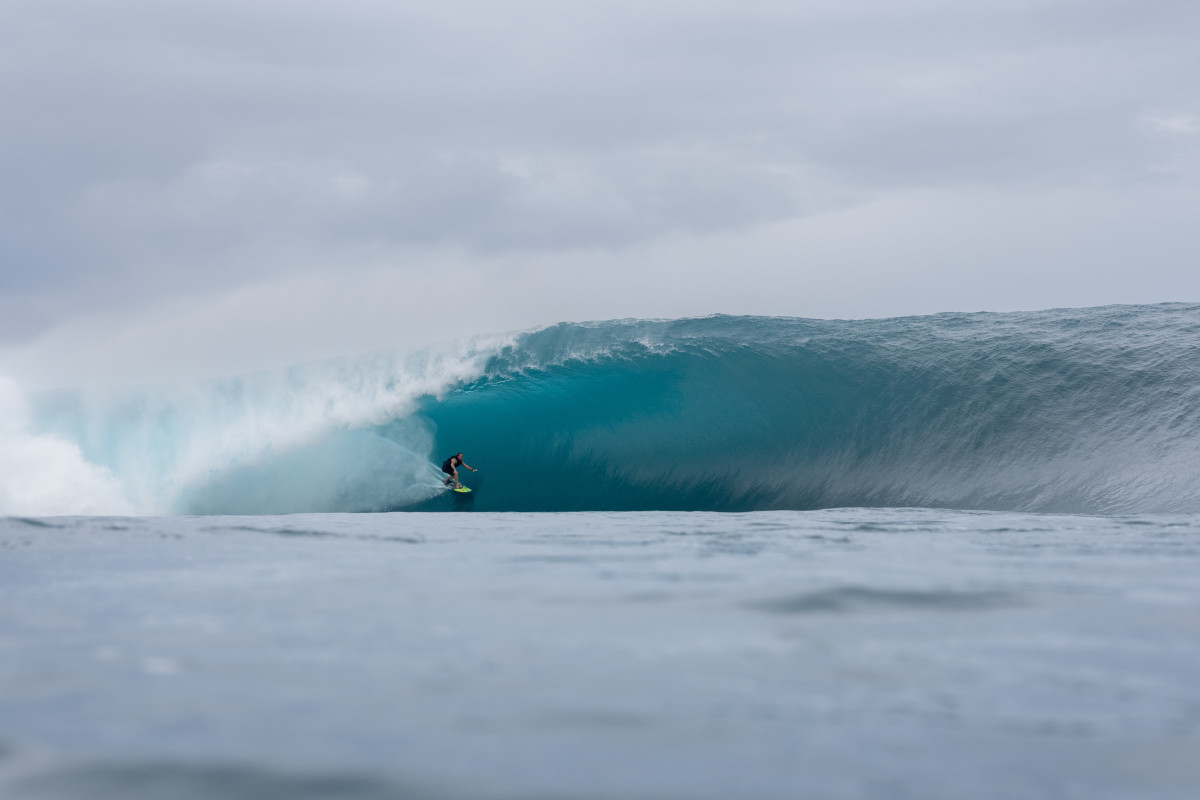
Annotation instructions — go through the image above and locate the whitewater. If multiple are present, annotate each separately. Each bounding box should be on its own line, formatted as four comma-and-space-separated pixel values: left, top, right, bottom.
3, 304, 1200, 799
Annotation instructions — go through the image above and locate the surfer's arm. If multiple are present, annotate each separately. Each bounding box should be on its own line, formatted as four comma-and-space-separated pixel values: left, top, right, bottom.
462, 462, 477, 471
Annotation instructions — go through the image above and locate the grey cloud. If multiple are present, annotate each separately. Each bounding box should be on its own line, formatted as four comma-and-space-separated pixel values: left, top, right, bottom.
2, 0, 1199, 341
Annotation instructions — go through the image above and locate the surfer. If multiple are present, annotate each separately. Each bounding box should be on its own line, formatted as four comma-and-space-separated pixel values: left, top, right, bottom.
441, 452, 477, 489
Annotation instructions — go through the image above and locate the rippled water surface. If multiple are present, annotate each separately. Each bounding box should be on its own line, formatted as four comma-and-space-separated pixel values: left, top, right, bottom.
2, 510, 1199, 799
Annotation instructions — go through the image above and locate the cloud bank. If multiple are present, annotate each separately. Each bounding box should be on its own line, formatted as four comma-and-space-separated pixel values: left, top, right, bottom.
1, 0, 1198, 386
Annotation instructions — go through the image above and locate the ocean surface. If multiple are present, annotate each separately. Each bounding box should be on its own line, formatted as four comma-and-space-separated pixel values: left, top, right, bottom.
3, 304, 1200, 798
2, 510, 1199, 799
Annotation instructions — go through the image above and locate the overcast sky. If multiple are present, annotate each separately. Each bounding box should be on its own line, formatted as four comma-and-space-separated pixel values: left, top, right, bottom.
2, 0, 1198, 386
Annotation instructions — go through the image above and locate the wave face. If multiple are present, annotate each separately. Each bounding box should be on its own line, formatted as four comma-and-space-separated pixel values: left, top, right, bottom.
410, 305, 1200, 513
21, 304, 1200, 515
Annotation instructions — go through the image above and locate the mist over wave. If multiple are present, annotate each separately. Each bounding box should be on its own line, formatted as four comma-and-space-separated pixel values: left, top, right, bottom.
4, 304, 1199, 515
8, 337, 510, 515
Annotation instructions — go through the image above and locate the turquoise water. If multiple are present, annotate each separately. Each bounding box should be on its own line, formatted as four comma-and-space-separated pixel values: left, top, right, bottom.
30, 303, 1200, 515
412, 304, 1200, 513
2, 510, 1199, 799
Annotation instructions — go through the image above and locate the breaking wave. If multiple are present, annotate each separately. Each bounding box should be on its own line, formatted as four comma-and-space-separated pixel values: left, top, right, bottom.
8, 304, 1200, 515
